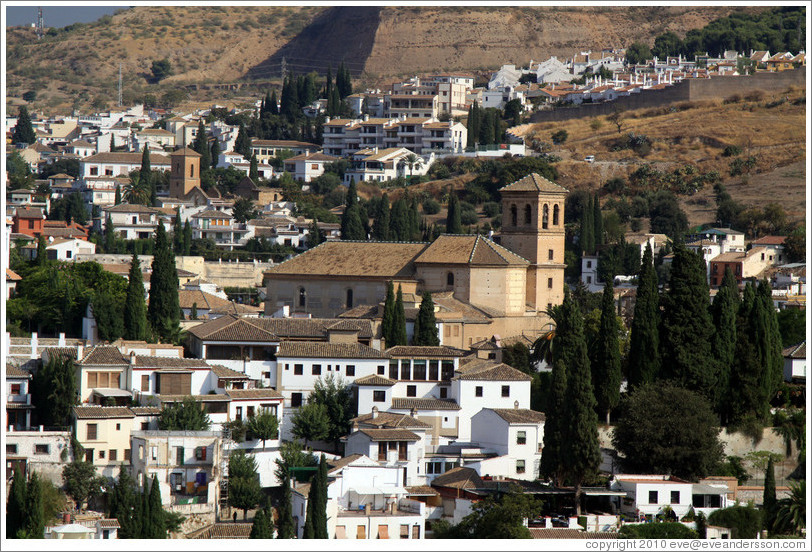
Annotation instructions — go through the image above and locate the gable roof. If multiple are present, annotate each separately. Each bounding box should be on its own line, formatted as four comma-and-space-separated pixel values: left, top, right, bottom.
104, 203, 162, 214
490, 408, 546, 424
82, 152, 170, 165
6, 364, 31, 378
431, 467, 483, 489
391, 397, 461, 411
455, 361, 532, 381
130, 356, 209, 369
188, 523, 252, 539
499, 172, 569, 194
385, 345, 466, 358
276, 341, 387, 359
177, 289, 261, 315
357, 428, 420, 442
783, 341, 805, 359
73, 406, 135, 419
353, 374, 396, 386
415, 234, 529, 266
226, 388, 284, 400
352, 411, 432, 429
285, 152, 339, 163
170, 147, 201, 157
80, 346, 128, 365
209, 365, 251, 379
188, 314, 374, 342
265, 241, 427, 279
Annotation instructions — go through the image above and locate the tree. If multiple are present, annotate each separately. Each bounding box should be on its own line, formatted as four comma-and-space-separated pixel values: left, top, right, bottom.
190, 303, 198, 320
62, 461, 105, 512
619, 523, 697, 539
392, 285, 408, 346
276, 472, 296, 538
123, 253, 148, 340
150, 59, 172, 82
31, 355, 78, 427
146, 475, 166, 538
273, 439, 318, 484
729, 284, 768, 424
660, 243, 716, 399
612, 383, 724, 480
246, 410, 279, 448
183, 221, 192, 256
35, 235, 47, 265
140, 145, 152, 206
235, 123, 252, 159
593, 281, 621, 424
308, 375, 355, 450
712, 268, 738, 422
607, 108, 624, 135
763, 456, 777, 533
625, 42, 652, 65
233, 197, 259, 224
104, 215, 117, 252
372, 193, 391, 240
250, 507, 273, 539
249, 153, 259, 181
446, 193, 462, 234
754, 281, 784, 409
381, 281, 396, 346
92, 282, 125, 342
707, 505, 763, 539
433, 485, 542, 538
340, 179, 365, 241
7, 467, 27, 538
592, 193, 604, 247
12, 105, 37, 145
228, 450, 263, 519
210, 138, 221, 170
310, 454, 329, 538
291, 401, 330, 446
551, 129, 568, 144
24, 471, 44, 538
108, 467, 141, 539
413, 292, 440, 346
147, 222, 180, 341
773, 480, 805, 536
158, 397, 211, 430
540, 359, 567, 485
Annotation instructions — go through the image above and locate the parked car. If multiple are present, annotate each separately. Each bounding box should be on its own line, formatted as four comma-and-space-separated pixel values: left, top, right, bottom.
584, 155, 595, 163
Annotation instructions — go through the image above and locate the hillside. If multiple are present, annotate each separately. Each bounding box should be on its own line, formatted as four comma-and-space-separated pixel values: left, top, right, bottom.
7, 5, 759, 114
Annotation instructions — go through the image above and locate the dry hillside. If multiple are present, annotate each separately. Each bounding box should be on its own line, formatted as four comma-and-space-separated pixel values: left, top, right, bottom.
7, 5, 759, 114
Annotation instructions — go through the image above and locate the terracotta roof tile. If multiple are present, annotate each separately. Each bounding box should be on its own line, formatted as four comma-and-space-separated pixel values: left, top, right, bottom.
352, 411, 431, 429
357, 428, 420, 441
456, 361, 532, 381
490, 408, 546, 424
284, 152, 338, 162
391, 397, 461, 411
226, 388, 284, 400
328, 453, 365, 473
73, 406, 134, 419
189, 523, 252, 539
499, 173, 569, 194
385, 345, 466, 358
265, 241, 427, 278
405, 485, 439, 496
415, 234, 528, 266
131, 356, 210, 369
210, 365, 250, 379
170, 147, 201, 157
353, 374, 396, 386
6, 364, 31, 378
80, 346, 128, 365
83, 152, 170, 165
783, 341, 805, 359
431, 467, 483, 489
97, 519, 121, 529
277, 341, 387, 359
43, 347, 79, 363
130, 406, 161, 415
251, 139, 319, 148
188, 314, 374, 341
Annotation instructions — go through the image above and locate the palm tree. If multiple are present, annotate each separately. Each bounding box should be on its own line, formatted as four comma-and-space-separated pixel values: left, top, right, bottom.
123, 174, 150, 205
530, 304, 564, 366
405, 153, 420, 176
773, 480, 805, 535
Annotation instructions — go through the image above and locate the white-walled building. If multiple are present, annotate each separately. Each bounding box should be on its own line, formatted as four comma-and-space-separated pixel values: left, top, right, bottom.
609, 475, 729, 520
783, 341, 806, 382
282, 152, 339, 182
469, 407, 544, 481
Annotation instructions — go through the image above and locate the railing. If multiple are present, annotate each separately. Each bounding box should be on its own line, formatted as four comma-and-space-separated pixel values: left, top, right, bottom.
7, 395, 31, 404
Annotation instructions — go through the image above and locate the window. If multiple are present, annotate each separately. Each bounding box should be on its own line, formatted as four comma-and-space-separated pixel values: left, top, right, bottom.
10, 383, 21, 395
109, 449, 117, 461
510, 204, 517, 226
446, 272, 454, 287
124, 449, 131, 462
176, 446, 184, 465
413, 360, 426, 380
195, 446, 208, 461
291, 393, 303, 408
429, 360, 439, 380
378, 441, 387, 461
87, 423, 98, 440
439, 387, 448, 399
516, 460, 526, 474
236, 406, 243, 421
141, 374, 150, 392
441, 361, 454, 381
671, 491, 680, 504
542, 204, 549, 229
190, 164, 194, 178
99, 450, 106, 459
400, 525, 409, 539
247, 406, 255, 418
548, 249, 554, 261
407, 385, 417, 397
548, 278, 553, 289
649, 490, 658, 504
116, 423, 121, 431
293, 363, 304, 375
553, 204, 560, 226
475, 386, 483, 397
141, 422, 150, 430
346, 365, 355, 376
346, 289, 353, 308
377, 365, 385, 375
312, 364, 322, 376
517, 431, 527, 445
35, 444, 49, 455
7, 444, 18, 454
373, 390, 386, 402
151, 446, 157, 460
389, 361, 399, 380
400, 360, 411, 381
586, 260, 592, 269
501, 385, 510, 397
524, 204, 532, 225
298, 287, 306, 308
85, 449, 94, 462
90, 167, 98, 176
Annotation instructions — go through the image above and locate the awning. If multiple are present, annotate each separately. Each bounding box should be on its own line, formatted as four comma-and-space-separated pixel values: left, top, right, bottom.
692, 484, 728, 495
92, 388, 133, 398
377, 525, 389, 539
349, 486, 407, 496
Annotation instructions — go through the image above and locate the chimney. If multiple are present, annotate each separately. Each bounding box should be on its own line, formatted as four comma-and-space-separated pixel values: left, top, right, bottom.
364, 503, 371, 515
63, 512, 71, 524
410, 408, 417, 418
77, 344, 84, 360
389, 501, 396, 514
371, 406, 379, 419
514, 400, 519, 409
130, 351, 136, 366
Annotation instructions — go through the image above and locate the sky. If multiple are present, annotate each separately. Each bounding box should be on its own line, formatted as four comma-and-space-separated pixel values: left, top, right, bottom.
5, 5, 125, 28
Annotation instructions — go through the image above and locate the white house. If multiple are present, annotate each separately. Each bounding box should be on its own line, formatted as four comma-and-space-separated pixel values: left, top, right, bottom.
782, 341, 805, 382
609, 475, 729, 520
80, 151, 170, 179
5, 428, 73, 484
282, 152, 339, 182
22, 237, 96, 262
133, 128, 176, 152
469, 407, 545, 481
101, 203, 169, 241
190, 209, 254, 250
343, 147, 429, 185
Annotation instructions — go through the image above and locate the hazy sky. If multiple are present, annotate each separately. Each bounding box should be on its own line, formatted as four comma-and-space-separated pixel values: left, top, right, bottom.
5, 5, 125, 28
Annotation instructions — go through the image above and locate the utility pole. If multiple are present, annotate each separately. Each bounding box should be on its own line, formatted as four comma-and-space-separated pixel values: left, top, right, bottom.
36, 7, 44, 40
118, 64, 123, 107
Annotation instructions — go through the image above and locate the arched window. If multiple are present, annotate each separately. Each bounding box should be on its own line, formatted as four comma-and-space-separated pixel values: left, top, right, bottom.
524, 204, 532, 225
510, 204, 518, 226
346, 289, 353, 308
447, 272, 455, 287
553, 204, 560, 226
298, 287, 306, 308
542, 204, 549, 229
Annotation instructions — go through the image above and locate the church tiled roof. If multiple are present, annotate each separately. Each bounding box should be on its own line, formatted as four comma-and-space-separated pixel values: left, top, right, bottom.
277, 342, 387, 359
499, 172, 569, 194
414, 234, 529, 266
264, 241, 426, 278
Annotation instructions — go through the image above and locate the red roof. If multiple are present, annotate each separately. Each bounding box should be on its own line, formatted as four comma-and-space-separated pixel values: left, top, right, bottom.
752, 235, 786, 246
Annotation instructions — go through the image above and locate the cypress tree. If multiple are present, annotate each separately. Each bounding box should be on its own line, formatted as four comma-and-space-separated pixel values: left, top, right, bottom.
235, 123, 252, 159
35, 235, 46, 265
313, 454, 329, 538
755, 280, 783, 405
479, 109, 494, 145
6, 467, 27, 538
302, 478, 316, 539
109, 467, 140, 539
407, 196, 420, 241
763, 456, 777, 533
24, 471, 44, 539
381, 281, 396, 347
540, 360, 567, 485
660, 242, 716, 398
140, 144, 152, 205
172, 211, 183, 254
446, 193, 462, 234
390, 198, 410, 241
372, 193, 390, 240
193, 120, 207, 154
593, 280, 621, 424
147, 222, 180, 342
712, 267, 738, 423
12, 105, 37, 145
340, 179, 365, 240
466, 103, 476, 147
276, 473, 295, 538
210, 137, 220, 169
147, 474, 166, 538
413, 292, 440, 346
560, 290, 601, 516
269, 90, 279, 115
249, 153, 259, 181
393, 285, 408, 347
114, 186, 122, 205
627, 244, 660, 388
104, 215, 117, 253
250, 508, 273, 539
139, 478, 150, 538
183, 221, 192, 256
580, 194, 594, 254
308, 219, 325, 248
593, 193, 604, 247
729, 284, 765, 423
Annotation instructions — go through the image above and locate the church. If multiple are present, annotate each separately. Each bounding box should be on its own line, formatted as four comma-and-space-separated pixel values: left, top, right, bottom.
263, 173, 568, 348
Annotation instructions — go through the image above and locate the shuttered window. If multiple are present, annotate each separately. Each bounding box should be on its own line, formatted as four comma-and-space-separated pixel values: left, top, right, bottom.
158, 373, 192, 395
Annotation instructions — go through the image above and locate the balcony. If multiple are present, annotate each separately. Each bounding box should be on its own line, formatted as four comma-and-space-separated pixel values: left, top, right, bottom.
7, 394, 31, 405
